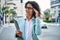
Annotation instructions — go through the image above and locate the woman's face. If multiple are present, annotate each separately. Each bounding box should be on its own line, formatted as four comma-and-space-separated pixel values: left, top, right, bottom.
25, 3, 34, 16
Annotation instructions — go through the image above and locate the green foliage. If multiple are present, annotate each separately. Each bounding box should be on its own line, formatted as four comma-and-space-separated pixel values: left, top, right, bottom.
43, 20, 51, 23
2, 6, 17, 23
3, 6, 9, 10
44, 12, 52, 21
10, 20, 14, 23
44, 12, 51, 18
5, 9, 9, 14
2, 6, 17, 17
10, 9, 16, 16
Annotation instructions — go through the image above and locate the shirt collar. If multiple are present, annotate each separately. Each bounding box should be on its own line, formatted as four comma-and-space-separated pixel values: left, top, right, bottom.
24, 17, 35, 21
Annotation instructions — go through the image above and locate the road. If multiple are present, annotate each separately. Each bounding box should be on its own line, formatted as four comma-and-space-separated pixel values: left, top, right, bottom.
0, 23, 60, 40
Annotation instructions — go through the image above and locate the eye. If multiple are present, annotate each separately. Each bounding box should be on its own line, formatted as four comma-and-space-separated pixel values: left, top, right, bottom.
25, 7, 33, 9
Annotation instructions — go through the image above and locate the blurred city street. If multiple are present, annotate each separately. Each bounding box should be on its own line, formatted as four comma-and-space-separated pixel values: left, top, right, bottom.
0, 0, 60, 40
0, 23, 60, 40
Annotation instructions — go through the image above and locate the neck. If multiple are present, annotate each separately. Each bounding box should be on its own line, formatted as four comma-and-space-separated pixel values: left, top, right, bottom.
26, 15, 32, 21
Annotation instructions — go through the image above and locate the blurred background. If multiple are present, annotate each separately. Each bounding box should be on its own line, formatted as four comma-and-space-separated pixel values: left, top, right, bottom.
0, 0, 60, 40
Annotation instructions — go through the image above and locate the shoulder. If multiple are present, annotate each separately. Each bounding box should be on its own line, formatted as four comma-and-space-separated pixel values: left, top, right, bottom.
35, 17, 41, 22
36, 17, 40, 20
13, 17, 25, 23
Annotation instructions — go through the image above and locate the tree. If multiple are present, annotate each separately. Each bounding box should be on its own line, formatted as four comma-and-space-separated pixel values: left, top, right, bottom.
44, 12, 51, 20
9, 9, 17, 17
2, 6, 17, 23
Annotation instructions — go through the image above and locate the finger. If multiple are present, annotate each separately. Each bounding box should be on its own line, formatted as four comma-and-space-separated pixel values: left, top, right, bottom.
16, 31, 19, 33
33, 8, 36, 11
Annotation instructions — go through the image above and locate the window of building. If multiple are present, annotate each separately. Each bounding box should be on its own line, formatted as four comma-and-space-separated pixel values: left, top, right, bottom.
51, 0, 60, 4
51, 6, 56, 8
59, 0, 60, 2
51, 0, 56, 1
58, 10, 60, 14
57, 0, 60, 1
58, 5, 60, 8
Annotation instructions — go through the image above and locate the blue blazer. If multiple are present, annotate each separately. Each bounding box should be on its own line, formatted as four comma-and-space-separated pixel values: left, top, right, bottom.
14, 17, 41, 40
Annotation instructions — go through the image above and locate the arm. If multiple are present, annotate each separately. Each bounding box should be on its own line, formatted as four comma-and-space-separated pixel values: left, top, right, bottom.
13, 17, 22, 37
35, 17, 41, 35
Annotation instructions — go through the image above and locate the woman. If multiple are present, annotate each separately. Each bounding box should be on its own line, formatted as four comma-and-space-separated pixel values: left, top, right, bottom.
16, 1, 41, 40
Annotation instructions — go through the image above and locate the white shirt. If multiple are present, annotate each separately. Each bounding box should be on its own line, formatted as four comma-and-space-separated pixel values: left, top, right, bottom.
25, 19, 33, 40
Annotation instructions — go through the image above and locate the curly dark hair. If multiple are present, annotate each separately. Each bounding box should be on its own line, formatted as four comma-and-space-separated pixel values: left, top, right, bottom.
25, 1, 41, 18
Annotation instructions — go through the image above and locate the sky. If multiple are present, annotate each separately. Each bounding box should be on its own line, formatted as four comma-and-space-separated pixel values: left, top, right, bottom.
24, 0, 51, 12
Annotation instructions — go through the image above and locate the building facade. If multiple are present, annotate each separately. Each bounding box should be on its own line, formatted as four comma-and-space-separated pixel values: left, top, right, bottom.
50, 0, 60, 23
4, 0, 24, 17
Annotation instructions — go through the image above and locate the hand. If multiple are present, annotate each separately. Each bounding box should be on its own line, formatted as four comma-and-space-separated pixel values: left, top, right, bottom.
33, 8, 39, 17
16, 30, 22, 37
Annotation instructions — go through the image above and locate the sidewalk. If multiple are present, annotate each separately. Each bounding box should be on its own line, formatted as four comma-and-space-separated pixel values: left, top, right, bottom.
0, 24, 4, 34
0, 23, 17, 40
0, 23, 15, 34
4, 23, 15, 27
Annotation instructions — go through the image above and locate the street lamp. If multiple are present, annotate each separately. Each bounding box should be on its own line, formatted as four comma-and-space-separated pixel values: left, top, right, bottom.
20, 0, 24, 17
